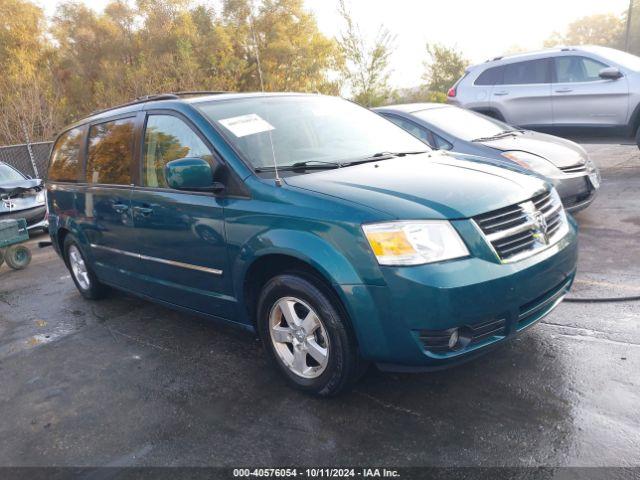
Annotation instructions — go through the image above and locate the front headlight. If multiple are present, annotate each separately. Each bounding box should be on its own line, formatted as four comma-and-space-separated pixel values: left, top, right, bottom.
501, 151, 563, 179
36, 191, 46, 204
362, 221, 469, 266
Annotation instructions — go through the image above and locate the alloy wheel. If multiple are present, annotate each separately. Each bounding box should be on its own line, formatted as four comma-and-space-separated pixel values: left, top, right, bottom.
269, 296, 330, 379
68, 245, 91, 291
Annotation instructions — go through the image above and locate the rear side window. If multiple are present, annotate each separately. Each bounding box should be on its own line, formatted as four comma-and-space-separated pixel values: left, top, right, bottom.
143, 115, 215, 188
503, 59, 550, 85
86, 118, 135, 185
49, 127, 84, 182
475, 66, 503, 86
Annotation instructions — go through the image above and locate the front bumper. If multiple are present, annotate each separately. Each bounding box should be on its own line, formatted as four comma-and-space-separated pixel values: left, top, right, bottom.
554, 175, 598, 213
0, 205, 47, 230
339, 218, 578, 369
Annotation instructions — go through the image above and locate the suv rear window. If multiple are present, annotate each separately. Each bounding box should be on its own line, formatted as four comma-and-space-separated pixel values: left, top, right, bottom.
49, 127, 84, 182
86, 118, 135, 185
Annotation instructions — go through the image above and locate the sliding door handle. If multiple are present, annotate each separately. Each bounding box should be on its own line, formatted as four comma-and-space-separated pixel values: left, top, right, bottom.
112, 203, 129, 213
555, 88, 573, 93
133, 206, 153, 216
494, 90, 509, 96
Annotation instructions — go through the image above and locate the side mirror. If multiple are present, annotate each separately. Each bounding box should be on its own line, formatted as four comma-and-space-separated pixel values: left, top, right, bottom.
164, 157, 225, 193
599, 67, 623, 80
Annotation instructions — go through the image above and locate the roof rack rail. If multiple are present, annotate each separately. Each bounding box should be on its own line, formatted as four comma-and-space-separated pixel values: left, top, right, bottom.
171, 91, 229, 97
90, 93, 179, 116
89, 91, 229, 117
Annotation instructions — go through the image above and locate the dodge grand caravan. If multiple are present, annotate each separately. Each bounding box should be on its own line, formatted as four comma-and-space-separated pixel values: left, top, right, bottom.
47, 93, 578, 396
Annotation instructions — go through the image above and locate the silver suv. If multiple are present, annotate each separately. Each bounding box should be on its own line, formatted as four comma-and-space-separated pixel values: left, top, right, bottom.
448, 46, 640, 146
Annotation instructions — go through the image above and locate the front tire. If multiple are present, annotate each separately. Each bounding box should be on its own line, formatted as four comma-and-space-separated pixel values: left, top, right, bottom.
635, 125, 640, 150
257, 273, 363, 396
64, 236, 108, 300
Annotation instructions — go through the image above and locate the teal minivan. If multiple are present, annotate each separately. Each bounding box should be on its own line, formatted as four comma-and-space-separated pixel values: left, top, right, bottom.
47, 93, 578, 395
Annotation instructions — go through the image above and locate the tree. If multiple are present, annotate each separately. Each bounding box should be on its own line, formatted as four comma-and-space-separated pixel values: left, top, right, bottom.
0, 0, 344, 143
422, 43, 467, 94
248, 0, 340, 93
544, 14, 624, 49
337, 0, 395, 107
0, 0, 60, 144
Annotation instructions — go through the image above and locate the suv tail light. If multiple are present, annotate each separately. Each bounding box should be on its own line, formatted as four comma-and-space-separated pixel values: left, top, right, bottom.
447, 86, 456, 97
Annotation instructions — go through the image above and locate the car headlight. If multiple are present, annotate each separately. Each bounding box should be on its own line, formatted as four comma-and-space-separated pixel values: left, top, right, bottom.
501, 151, 563, 179
362, 221, 469, 266
36, 191, 46, 204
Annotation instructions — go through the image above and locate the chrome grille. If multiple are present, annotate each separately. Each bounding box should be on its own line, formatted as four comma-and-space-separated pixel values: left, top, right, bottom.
474, 189, 568, 262
560, 164, 587, 174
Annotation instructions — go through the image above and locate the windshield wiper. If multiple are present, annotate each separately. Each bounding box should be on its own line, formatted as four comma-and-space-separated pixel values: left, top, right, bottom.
471, 129, 525, 142
342, 150, 429, 166
255, 160, 342, 172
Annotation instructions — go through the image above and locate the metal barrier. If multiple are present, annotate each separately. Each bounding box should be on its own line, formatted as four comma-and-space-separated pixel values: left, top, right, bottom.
0, 141, 52, 180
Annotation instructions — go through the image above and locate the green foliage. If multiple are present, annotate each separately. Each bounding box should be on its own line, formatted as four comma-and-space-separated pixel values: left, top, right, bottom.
0, 0, 61, 144
337, 0, 395, 107
0, 0, 341, 144
387, 87, 447, 106
422, 43, 467, 94
544, 13, 625, 49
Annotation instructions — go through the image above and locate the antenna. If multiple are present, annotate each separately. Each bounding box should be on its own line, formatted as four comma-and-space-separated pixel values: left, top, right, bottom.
249, 4, 282, 186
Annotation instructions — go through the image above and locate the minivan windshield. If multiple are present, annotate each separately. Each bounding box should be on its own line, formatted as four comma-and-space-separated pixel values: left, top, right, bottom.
414, 106, 517, 142
0, 164, 25, 184
197, 95, 428, 170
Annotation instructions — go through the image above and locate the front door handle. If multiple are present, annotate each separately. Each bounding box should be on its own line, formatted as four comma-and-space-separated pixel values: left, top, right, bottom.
133, 206, 153, 216
494, 90, 509, 96
555, 88, 573, 93
113, 203, 129, 214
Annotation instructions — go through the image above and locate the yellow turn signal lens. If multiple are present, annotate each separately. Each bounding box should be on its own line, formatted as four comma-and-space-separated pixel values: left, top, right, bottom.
365, 231, 415, 257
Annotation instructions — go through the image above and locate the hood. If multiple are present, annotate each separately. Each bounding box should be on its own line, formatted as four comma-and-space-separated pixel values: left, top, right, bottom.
284, 152, 547, 220
0, 178, 42, 196
479, 131, 588, 168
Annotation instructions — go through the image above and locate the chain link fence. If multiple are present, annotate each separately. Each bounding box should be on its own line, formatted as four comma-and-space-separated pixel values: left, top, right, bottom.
0, 141, 53, 180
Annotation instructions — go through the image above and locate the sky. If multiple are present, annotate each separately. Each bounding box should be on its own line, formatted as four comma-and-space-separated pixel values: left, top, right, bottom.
37, 0, 630, 88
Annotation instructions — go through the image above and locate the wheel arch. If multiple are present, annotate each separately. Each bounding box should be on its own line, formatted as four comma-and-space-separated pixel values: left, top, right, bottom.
628, 102, 640, 137
240, 253, 358, 340
470, 107, 506, 122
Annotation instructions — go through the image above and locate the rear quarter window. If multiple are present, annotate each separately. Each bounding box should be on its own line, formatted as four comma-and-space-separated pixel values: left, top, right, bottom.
48, 127, 84, 182
86, 117, 136, 185
474, 66, 503, 86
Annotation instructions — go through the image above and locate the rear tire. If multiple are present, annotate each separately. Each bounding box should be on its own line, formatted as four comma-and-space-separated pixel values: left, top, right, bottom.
257, 273, 364, 396
635, 125, 640, 150
63, 235, 108, 300
5, 245, 31, 270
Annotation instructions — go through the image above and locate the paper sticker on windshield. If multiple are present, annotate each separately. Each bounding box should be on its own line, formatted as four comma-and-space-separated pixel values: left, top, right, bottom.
218, 114, 275, 138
